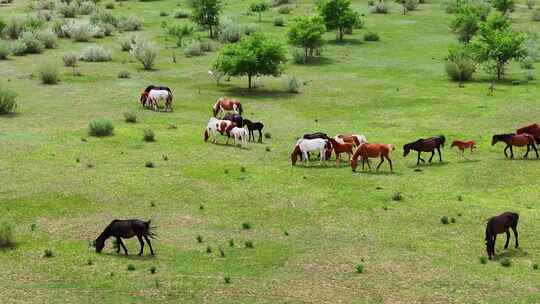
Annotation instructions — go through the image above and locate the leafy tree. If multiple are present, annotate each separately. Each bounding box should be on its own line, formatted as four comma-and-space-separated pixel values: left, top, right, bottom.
451, 5, 480, 43
250, 2, 269, 22
470, 12, 526, 80
213, 32, 287, 89
317, 0, 360, 41
491, 0, 515, 14
287, 16, 326, 63
190, 0, 222, 38
167, 23, 194, 47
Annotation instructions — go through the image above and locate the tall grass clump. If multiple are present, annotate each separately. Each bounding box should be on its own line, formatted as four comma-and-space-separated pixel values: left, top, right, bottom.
79, 1, 97, 15
63, 22, 98, 42
80, 45, 112, 62
0, 220, 15, 248
11, 40, 27, 56
372, 1, 388, 13
124, 111, 137, 123
56, 1, 79, 18
130, 37, 157, 70
218, 18, 243, 43
445, 44, 475, 82
533, 9, 540, 21
143, 129, 155, 142
38, 64, 60, 84
118, 16, 142, 31
0, 86, 17, 114
88, 118, 114, 137
18, 31, 44, 54
36, 30, 58, 49
62, 52, 78, 67
174, 10, 189, 18
90, 10, 119, 28
364, 31, 380, 41
0, 41, 10, 60
183, 40, 203, 57
3, 17, 25, 39
286, 76, 299, 93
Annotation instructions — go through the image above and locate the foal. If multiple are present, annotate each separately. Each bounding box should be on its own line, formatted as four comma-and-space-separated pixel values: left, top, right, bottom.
403, 135, 445, 165
95, 219, 156, 256
491, 133, 538, 159
327, 138, 354, 166
243, 119, 264, 143
351, 143, 394, 172
450, 140, 476, 158
485, 212, 519, 260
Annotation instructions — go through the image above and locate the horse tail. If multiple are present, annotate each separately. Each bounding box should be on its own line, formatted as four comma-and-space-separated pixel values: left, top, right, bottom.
439, 135, 446, 147
145, 220, 157, 239
238, 102, 243, 115
204, 129, 209, 142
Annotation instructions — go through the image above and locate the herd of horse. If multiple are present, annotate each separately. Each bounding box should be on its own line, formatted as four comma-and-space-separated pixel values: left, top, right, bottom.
128, 87, 535, 260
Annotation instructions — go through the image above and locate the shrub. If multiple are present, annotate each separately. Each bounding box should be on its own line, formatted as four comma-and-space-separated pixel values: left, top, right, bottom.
372, 1, 388, 13
79, 1, 97, 15
124, 111, 137, 122
271, 0, 292, 6
56, 1, 79, 18
229, 239, 234, 247
243, 23, 258, 35
174, 10, 190, 18
51, 18, 69, 38
36, 30, 58, 49
0, 41, 10, 60
527, 0, 536, 9
264, 132, 271, 139
118, 16, 142, 31
218, 18, 243, 43
80, 45, 112, 62
130, 37, 157, 70
96, 23, 115, 37
11, 40, 27, 56
63, 22, 98, 42
368, 0, 375, 5
533, 263, 539, 270
199, 40, 216, 52
150, 266, 157, 274
533, 9, 540, 21
244, 240, 254, 248
356, 264, 364, 273
206, 246, 212, 253
167, 23, 193, 47
219, 247, 226, 257
224, 276, 231, 284
118, 70, 130, 78
500, 257, 511, 267
292, 49, 306, 64
445, 44, 476, 82
391, 192, 402, 201
364, 31, 380, 41
127, 264, 136, 271
273, 17, 284, 26
37, 10, 53, 22
143, 129, 155, 142
43, 249, 54, 258
3, 17, 26, 40
88, 118, 114, 136
38, 64, 59, 84
90, 10, 118, 27
18, 31, 44, 54
145, 161, 154, 168
479, 256, 488, 264
196, 235, 203, 243
0, 219, 15, 247
241, 222, 252, 230
105, 2, 115, 9
278, 5, 292, 14
286, 76, 299, 93
159, 11, 169, 17
183, 40, 203, 57
119, 35, 135, 51
440, 216, 449, 224
62, 53, 78, 66
405, 0, 419, 11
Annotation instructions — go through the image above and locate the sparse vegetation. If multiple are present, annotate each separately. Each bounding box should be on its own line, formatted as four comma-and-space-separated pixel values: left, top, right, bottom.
80, 45, 112, 62
0, 86, 17, 114
143, 129, 155, 142
62, 53, 78, 67
0, 219, 15, 248
500, 257, 511, 267
130, 37, 158, 70
124, 111, 137, 123
37, 64, 59, 85
88, 118, 114, 137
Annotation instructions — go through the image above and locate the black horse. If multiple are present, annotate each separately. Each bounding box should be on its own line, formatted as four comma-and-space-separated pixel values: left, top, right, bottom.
223, 113, 243, 128
243, 119, 264, 142
485, 212, 519, 260
144, 85, 171, 94
303, 132, 330, 140
403, 135, 445, 165
95, 219, 156, 256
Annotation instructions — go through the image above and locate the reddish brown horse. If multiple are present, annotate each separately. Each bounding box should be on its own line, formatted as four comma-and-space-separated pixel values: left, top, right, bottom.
516, 123, 540, 143
450, 140, 476, 157
335, 134, 367, 147
491, 133, 538, 159
327, 138, 354, 166
351, 143, 394, 172
403, 136, 445, 165
485, 212, 519, 260
212, 97, 243, 117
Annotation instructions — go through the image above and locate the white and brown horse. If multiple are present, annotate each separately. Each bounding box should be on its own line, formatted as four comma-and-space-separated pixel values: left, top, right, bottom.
204, 117, 236, 144
291, 138, 332, 166
335, 134, 367, 148
212, 97, 243, 118
140, 90, 173, 112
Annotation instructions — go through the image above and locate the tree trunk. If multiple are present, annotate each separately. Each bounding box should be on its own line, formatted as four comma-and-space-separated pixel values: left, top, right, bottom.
304, 48, 308, 63
497, 63, 503, 81
338, 28, 344, 41
209, 25, 213, 39
248, 74, 252, 89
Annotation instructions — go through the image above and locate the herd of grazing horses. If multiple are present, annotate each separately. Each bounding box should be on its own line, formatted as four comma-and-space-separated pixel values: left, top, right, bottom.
93, 88, 535, 260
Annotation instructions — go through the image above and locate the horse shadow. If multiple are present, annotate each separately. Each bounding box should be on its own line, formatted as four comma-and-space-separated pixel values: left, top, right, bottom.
101, 251, 156, 260
221, 86, 298, 100
354, 170, 400, 176
454, 159, 481, 164
406, 161, 450, 169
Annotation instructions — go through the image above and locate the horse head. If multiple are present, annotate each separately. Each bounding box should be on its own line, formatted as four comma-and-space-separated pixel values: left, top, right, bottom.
403, 144, 411, 157
324, 140, 333, 160
140, 92, 149, 106
491, 135, 501, 146
291, 145, 300, 166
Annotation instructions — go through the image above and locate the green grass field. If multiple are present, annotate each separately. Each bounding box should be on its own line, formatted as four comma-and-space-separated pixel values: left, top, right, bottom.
1, 0, 540, 302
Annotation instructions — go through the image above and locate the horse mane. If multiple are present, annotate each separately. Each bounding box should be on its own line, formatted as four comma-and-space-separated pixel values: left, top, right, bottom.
493, 133, 516, 141
438, 135, 446, 147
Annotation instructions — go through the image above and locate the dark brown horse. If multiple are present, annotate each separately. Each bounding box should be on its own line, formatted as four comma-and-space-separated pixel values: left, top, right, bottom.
351, 143, 394, 172
491, 133, 538, 159
223, 113, 243, 128
516, 123, 540, 144
212, 97, 243, 117
485, 212, 519, 260
403, 135, 445, 165
95, 219, 156, 256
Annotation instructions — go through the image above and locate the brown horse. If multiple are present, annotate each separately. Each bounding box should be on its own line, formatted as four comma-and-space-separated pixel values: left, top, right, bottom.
516, 123, 540, 144
491, 133, 538, 159
95, 219, 156, 256
450, 140, 476, 157
351, 143, 394, 172
335, 134, 367, 147
328, 138, 354, 166
403, 136, 445, 165
212, 97, 243, 117
485, 212, 519, 260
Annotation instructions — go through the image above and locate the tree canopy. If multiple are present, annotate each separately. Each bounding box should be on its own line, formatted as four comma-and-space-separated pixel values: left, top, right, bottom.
317, 0, 360, 41
189, 0, 222, 38
288, 16, 326, 62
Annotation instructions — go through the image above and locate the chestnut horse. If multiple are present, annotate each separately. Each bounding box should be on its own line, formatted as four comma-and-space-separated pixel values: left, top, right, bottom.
351, 143, 394, 172
516, 123, 540, 144
485, 212, 519, 260
212, 97, 243, 117
327, 138, 354, 166
403, 136, 445, 165
491, 133, 538, 159
450, 140, 476, 157
335, 134, 367, 147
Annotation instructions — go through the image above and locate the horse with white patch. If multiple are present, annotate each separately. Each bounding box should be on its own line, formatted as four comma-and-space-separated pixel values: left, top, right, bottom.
141, 90, 173, 112
291, 138, 332, 166
335, 134, 367, 148
204, 117, 221, 143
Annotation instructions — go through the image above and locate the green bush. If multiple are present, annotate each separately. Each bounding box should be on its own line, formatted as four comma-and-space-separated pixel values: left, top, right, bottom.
18, 31, 44, 54
51, 18, 69, 38
0, 18, 5, 35
124, 111, 137, 122
62, 53, 78, 67
118, 16, 142, 31
199, 40, 216, 52
218, 18, 243, 43
118, 70, 130, 78
3, 17, 26, 40
174, 10, 190, 18
286, 75, 299, 93
38, 64, 59, 84
533, 9, 540, 21
36, 30, 58, 49
0, 87, 17, 114
373, 1, 388, 13
271, 0, 292, 6
105, 2, 115, 9
500, 257, 511, 267
0, 220, 15, 248
364, 31, 380, 41
130, 37, 157, 70
90, 10, 119, 27
183, 40, 203, 57
80, 45, 112, 62
88, 118, 114, 137
143, 128, 155, 141
0, 41, 10, 60
79, 1, 97, 15
440, 216, 449, 224
127, 264, 136, 271
445, 44, 476, 82
43, 249, 54, 258
63, 22, 98, 42
479, 256, 488, 264
56, 1, 79, 18
11, 40, 27, 56
273, 17, 285, 26
528, 0, 536, 9
356, 264, 364, 273
278, 5, 293, 14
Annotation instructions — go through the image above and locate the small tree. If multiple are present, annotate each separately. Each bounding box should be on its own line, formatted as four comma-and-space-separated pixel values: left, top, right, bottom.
167, 23, 194, 47
250, 2, 269, 22
470, 12, 525, 80
451, 5, 480, 43
287, 16, 326, 63
491, 0, 515, 15
190, 0, 222, 38
213, 32, 287, 89
317, 0, 360, 41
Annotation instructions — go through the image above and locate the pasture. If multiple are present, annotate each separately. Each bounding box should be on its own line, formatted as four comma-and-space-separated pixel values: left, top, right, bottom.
1, 0, 540, 302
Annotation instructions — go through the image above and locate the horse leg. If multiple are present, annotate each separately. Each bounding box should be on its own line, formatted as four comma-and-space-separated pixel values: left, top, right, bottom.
512, 225, 519, 248
386, 156, 393, 172
416, 151, 421, 165
504, 231, 510, 249
144, 235, 155, 255
524, 145, 530, 158
117, 237, 128, 255
376, 155, 384, 171
336, 153, 340, 167
366, 158, 372, 170
115, 237, 121, 254
510, 146, 514, 159
258, 129, 262, 143
428, 150, 435, 163
534, 144, 539, 158
437, 147, 442, 162
137, 235, 145, 255
492, 234, 497, 258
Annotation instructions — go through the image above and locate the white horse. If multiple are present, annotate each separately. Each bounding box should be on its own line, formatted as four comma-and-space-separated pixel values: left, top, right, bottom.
204, 117, 220, 143
227, 127, 248, 148
292, 138, 331, 166
146, 90, 173, 112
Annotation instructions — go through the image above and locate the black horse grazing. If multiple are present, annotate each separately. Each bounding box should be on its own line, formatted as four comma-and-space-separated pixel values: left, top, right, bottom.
95, 219, 156, 256
223, 113, 243, 128
144, 85, 171, 94
303, 132, 330, 140
403, 135, 446, 165
243, 119, 264, 142
485, 212, 519, 260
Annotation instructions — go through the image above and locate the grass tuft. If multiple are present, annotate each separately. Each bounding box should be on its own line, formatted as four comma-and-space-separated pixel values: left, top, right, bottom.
500, 258, 511, 267
43, 249, 54, 258
127, 264, 136, 271
440, 216, 449, 225
356, 264, 364, 273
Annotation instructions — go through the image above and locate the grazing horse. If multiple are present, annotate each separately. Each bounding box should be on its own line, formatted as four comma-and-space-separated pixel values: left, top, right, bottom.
144, 85, 171, 94
351, 143, 394, 172
291, 138, 332, 166
485, 212, 519, 260
95, 219, 156, 256
223, 113, 243, 128
303, 132, 330, 140
403, 136, 446, 165
212, 97, 243, 117
335, 134, 367, 147
243, 119, 264, 143
516, 123, 540, 144
327, 138, 354, 166
450, 140, 476, 157
204, 117, 221, 143
227, 127, 248, 148
140, 90, 173, 111
491, 133, 538, 159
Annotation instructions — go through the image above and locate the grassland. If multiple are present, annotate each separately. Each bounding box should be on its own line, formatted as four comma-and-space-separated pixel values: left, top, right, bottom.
1, 0, 540, 303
